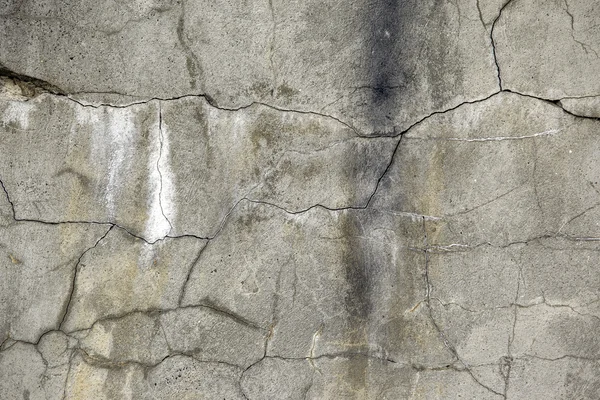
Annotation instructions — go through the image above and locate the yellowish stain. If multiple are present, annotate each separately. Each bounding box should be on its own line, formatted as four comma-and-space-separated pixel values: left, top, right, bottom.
422, 144, 444, 218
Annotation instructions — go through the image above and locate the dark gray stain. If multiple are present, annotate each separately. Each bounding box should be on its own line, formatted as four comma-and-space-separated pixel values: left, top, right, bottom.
565, 368, 600, 399
364, 0, 410, 132
342, 0, 409, 324
344, 252, 372, 321
55, 168, 92, 189
367, 0, 403, 94
340, 210, 381, 392
176, 1, 202, 91
337, 1, 410, 389
341, 212, 373, 323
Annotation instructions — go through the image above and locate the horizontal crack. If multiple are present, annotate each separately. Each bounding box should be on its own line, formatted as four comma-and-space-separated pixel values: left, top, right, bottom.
68, 303, 267, 335
77, 348, 244, 371
409, 128, 560, 142
432, 296, 600, 317
425, 231, 600, 253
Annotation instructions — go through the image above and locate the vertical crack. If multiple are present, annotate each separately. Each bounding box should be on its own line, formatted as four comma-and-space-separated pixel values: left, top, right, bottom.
157, 102, 174, 236
302, 369, 316, 400
0, 176, 17, 220
262, 262, 284, 358
423, 217, 432, 300
490, 0, 515, 90
476, 0, 486, 30
422, 217, 504, 398
531, 138, 543, 213
61, 349, 77, 400
563, 0, 599, 58
58, 225, 115, 331
308, 324, 323, 374
502, 249, 523, 399
178, 241, 210, 306
364, 134, 403, 208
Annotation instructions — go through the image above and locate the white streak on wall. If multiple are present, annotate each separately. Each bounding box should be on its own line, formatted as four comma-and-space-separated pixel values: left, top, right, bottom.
77, 103, 175, 245
143, 105, 174, 243
104, 109, 136, 219
82, 106, 136, 220
3, 101, 34, 130
158, 115, 176, 233
440, 129, 561, 142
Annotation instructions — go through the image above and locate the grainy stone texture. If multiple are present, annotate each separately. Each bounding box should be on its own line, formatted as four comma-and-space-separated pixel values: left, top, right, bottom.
1, 0, 599, 398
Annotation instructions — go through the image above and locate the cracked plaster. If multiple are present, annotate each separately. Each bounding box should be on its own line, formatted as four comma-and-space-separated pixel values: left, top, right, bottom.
2, 0, 600, 398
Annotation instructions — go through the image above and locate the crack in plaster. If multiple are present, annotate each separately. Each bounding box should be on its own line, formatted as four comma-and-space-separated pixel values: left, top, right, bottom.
422, 217, 506, 398
58, 226, 115, 331
2, 17, 600, 394
490, 0, 516, 90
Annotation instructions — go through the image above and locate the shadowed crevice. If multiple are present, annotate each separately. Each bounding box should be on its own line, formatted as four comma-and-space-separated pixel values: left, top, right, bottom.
0, 64, 66, 97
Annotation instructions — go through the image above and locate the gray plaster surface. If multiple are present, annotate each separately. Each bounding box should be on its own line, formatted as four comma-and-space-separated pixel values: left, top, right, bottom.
1, 0, 600, 398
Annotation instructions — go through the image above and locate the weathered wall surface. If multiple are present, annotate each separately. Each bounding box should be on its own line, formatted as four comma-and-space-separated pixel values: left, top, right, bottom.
1, 0, 600, 398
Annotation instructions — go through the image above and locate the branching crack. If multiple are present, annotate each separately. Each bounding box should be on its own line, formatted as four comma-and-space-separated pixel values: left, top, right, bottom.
563, 0, 599, 58
3, 5, 600, 398
1, 86, 597, 253
422, 217, 505, 398
242, 135, 402, 214
58, 225, 115, 330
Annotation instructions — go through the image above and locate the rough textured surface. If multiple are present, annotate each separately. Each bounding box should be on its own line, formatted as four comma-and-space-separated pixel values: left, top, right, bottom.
495, 0, 600, 98
2, 0, 600, 398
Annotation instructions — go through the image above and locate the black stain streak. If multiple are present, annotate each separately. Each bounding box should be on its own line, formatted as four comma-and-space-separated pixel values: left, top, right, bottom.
341, 213, 372, 323
340, 211, 382, 392
368, 0, 401, 92
337, 0, 409, 388
365, 0, 408, 131
342, 0, 407, 328
344, 250, 372, 321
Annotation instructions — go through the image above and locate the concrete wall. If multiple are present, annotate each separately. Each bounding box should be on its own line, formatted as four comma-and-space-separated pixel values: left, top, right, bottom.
1, 0, 600, 398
